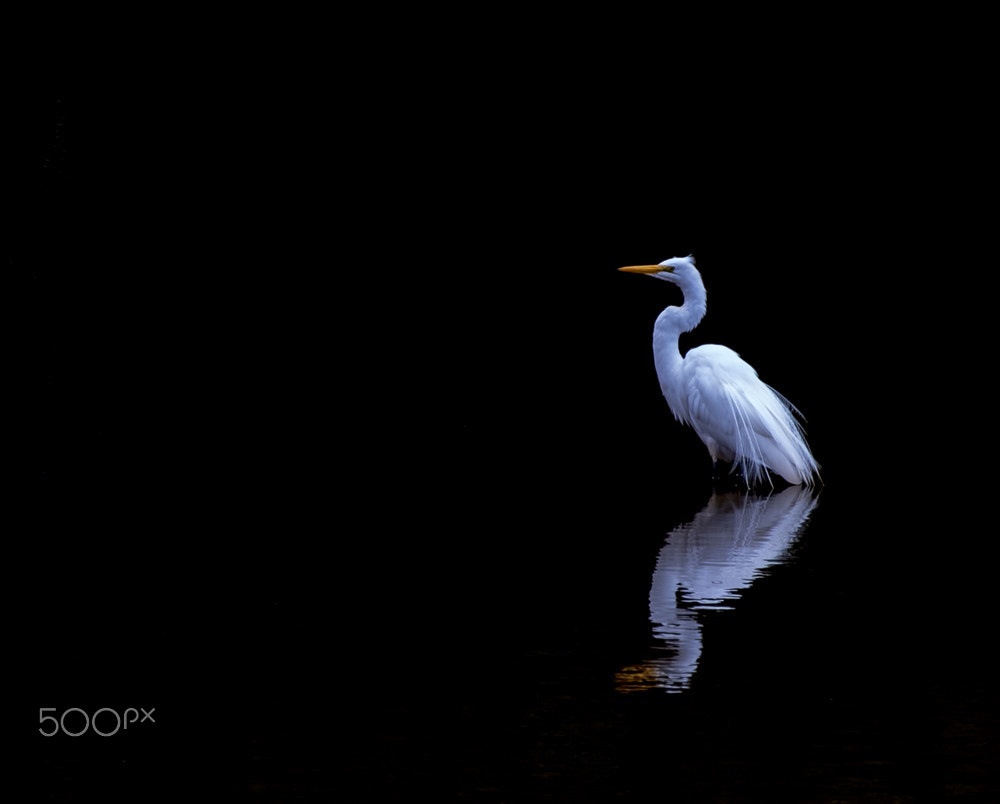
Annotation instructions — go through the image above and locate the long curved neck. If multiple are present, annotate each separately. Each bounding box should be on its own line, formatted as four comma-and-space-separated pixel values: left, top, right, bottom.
653, 275, 707, 348
652, 277, 707, 413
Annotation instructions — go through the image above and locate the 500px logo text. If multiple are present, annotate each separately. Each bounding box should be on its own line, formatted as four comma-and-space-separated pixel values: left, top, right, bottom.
39, 707, 156, 737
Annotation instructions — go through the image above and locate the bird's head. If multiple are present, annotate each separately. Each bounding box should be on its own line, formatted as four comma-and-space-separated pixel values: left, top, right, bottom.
619, 254, 699, 286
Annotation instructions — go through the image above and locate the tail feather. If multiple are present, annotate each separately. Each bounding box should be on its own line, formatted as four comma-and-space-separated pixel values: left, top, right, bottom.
726, 382, 820, 487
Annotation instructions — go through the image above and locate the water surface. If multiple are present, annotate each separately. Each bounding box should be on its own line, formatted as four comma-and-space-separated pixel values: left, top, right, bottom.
617, 485, 819, 692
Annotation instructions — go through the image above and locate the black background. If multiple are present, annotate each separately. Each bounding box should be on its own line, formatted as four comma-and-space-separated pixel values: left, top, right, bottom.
12, 29, 993, 802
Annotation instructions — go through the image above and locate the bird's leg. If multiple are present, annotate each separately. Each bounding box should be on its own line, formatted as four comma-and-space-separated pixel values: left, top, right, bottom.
707, 441, 723, 482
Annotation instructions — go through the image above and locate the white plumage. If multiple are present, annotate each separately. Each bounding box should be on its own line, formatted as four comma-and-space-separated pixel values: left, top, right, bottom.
620, 255, 820, 487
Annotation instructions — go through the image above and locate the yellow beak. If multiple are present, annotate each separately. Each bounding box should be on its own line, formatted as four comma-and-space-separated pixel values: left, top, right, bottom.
618, 264, 673, 274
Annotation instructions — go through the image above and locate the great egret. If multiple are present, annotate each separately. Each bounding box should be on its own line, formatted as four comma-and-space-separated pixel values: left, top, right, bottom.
620, 255, 820, 487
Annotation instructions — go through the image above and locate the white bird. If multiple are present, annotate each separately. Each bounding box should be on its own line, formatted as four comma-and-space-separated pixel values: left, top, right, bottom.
620, 255, 820, 487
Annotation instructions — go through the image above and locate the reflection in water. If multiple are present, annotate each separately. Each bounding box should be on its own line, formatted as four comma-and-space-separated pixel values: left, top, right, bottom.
617, 485, 819, 693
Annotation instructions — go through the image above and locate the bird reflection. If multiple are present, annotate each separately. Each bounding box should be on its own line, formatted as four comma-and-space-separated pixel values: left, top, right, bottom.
617, 485, 819, 693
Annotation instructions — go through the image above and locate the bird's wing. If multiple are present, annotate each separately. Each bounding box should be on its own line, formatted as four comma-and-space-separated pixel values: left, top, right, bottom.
684, 346, 766, 436
683, 345, 817, 485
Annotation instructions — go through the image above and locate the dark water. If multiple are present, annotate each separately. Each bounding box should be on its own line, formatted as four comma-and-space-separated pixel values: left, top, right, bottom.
19, 467, 998, 802
332, 471, 998, 803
